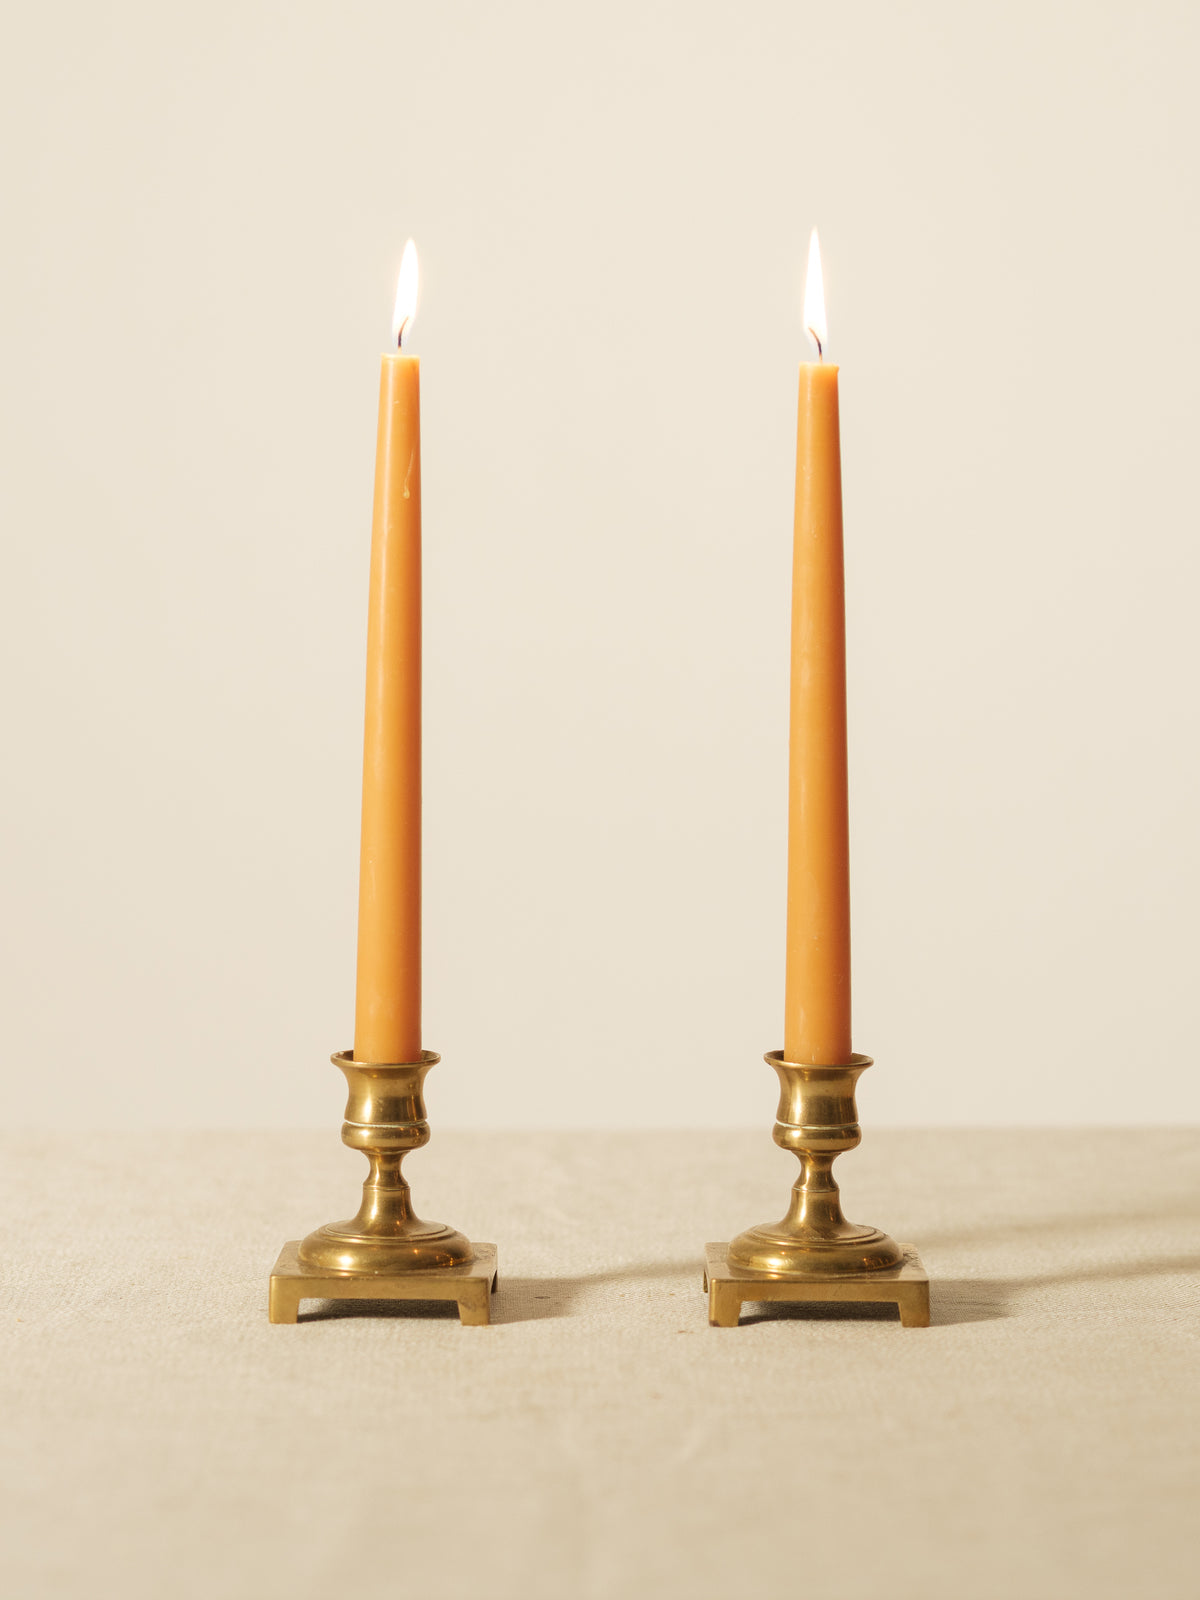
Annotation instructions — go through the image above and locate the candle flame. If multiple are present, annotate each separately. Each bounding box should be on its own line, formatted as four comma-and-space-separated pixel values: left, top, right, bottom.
392, 239, 419, 347
804, 228, 827, 359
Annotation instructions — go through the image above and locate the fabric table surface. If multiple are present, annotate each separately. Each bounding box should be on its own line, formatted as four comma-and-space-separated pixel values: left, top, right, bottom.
2, 1128, 1197, 1600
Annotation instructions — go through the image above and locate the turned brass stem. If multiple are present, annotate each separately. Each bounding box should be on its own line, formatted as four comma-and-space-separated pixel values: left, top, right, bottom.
785, 1152, 850, 1234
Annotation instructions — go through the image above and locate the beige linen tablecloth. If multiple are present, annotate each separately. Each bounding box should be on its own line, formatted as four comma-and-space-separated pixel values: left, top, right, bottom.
1, 1128, 1197, 1599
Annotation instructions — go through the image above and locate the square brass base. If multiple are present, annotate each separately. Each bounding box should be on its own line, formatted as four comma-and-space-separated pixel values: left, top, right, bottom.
269, 1241, 499, 1326
704, 1242, 929, 1327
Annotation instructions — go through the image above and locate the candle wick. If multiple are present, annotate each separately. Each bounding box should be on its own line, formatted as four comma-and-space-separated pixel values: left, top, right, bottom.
396, 317, 411, 350
808, 327, 823, 360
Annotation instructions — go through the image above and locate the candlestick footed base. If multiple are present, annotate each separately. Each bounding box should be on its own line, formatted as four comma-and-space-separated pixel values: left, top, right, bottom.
709, 1050, 929, 1326
704, 1241, 928, 1326
270, 1049, 496, 1324
269, 1240, 498, 1325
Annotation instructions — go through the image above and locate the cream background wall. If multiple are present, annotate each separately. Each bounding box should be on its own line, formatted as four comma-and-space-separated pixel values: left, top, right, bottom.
1, 1, 1197, 1129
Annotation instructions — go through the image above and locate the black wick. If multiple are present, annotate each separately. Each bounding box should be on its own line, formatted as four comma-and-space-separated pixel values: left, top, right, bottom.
396, 317, 411, 350
807, 327, 823, 360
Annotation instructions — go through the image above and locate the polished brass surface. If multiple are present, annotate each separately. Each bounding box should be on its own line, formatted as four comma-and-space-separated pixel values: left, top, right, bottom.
704, 1242, 929, 1327
717, 1049, 926, 1318
273, 1049, 490, 1314
728, 1052, 903, 1276
269, 1241, 498, 1326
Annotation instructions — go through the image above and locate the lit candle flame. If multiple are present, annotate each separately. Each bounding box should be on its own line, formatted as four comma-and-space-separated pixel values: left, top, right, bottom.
392, 239, 419, 348
804, 228, 827, 359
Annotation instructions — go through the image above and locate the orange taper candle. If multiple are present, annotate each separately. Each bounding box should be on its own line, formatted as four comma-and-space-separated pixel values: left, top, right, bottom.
353, 241, 423, 1064
783, 230, 853, 1067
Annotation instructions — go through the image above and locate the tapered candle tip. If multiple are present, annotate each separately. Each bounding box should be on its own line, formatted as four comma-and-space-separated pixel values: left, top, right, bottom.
393, 239, 419, 348
804, 228, 827, 360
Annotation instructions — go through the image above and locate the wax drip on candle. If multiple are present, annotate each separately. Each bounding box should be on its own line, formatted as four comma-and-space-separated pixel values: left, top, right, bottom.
804, 227, 827, 361
393, 238, 419, 350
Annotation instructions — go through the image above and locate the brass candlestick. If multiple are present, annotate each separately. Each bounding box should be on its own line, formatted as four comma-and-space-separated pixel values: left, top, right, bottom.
705, 1050, 928, 1327
269, 1049, 497, 1325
